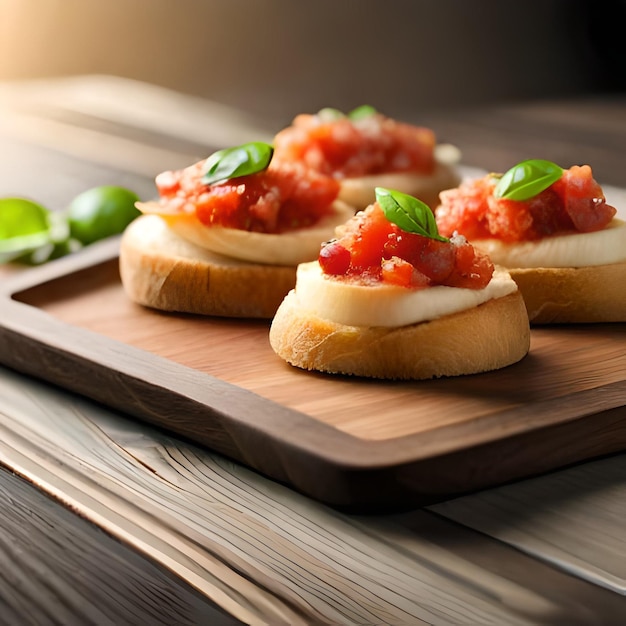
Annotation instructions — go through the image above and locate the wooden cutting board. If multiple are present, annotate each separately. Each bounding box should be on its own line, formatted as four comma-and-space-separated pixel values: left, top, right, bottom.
1, 239, 624, 511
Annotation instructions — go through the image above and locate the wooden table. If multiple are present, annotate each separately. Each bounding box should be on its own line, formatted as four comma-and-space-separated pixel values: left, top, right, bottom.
1, 76, 625, 625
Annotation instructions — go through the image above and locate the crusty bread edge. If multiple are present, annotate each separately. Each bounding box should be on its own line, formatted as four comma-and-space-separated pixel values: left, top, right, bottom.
269, 291, 530, 380
510, 261, 626, 324
119, 215, 297, 318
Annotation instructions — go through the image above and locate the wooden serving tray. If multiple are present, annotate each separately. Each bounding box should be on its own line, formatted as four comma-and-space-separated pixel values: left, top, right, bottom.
1, 240, 625, 511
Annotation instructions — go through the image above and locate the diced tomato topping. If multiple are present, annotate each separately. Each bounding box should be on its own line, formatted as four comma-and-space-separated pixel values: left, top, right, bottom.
153, 158, 340, 233
382, 257, 430, 287
447, 240, 494, 289
344, 206, 393, 272
435, 175, 494, 240
319, 204, 494, 289
273, 112, 436, 178
556, 165, 617, 231
436, 164, 616, 242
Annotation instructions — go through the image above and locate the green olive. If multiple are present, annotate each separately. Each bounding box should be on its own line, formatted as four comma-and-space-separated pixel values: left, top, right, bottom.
66, 185, 141, 245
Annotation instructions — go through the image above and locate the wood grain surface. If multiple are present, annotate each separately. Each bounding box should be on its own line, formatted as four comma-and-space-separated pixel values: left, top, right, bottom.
1, 365, 625, 624
0, 466, 241, 626
432, 452, 626, 596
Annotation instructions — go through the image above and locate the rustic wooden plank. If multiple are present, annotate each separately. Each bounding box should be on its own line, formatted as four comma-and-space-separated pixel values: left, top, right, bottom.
0, 465, 242, 626
430, 452, 626, 595
0, 133, 157, 209
0, 75, 272, 185
0, 365, 625, 624
0, 74, 274, 150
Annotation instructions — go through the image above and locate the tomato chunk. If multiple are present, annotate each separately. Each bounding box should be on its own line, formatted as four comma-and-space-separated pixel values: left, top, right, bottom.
319, 241, 351, 275
382, 257, 430, 287
436, 164, 616, 242
154, 158, 340, 233
447, 240, 494, 289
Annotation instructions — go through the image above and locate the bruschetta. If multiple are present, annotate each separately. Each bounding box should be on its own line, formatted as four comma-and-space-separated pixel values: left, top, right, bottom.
269, 188, 530, 379
119, 141, 354, 318
435, 159, 626, 323
272, 106, 461, 210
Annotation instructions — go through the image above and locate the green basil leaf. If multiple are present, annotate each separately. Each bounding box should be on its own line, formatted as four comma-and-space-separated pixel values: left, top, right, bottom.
202, 141, 274, 186
375, 187, 448, 242
348, 104, 377, 120
493, 159, 564, 201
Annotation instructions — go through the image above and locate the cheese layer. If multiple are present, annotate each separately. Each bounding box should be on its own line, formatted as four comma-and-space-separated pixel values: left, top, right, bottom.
137, 200, 354, 266
292, 262, 518, 327
473, 218, 626, 269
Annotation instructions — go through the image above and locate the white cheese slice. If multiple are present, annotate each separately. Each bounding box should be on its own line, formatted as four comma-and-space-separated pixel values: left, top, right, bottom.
137, 200, 354, 266
473, 218, 626, 269
292, 261, 517, 327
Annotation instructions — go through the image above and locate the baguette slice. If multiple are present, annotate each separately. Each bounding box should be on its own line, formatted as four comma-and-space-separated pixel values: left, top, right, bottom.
119, 214, 297, 318
509, 262, 626, 324
270, 290, 530, 380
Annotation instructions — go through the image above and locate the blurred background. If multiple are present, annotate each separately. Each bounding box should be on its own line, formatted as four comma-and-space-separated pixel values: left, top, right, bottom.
1, 0, 625, 129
